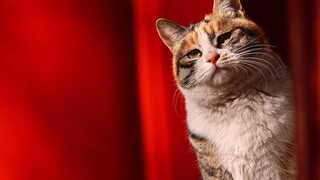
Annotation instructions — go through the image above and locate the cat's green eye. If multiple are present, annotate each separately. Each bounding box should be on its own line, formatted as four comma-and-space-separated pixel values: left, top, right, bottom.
217, 32, 232, 45
187, 49, 202, 59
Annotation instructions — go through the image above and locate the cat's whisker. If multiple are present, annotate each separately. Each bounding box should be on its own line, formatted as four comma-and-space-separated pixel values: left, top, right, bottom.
233, 62, 256, 76
238, 51, 282, 69
173, 88, 179, 114
230, 64, 239, 74
240, 57, 280, 79
236, 47, 265, 54
231, 64, 249, 77
234, 46, 270, 56
172, 88, 184, 119
239, 61, 268, 89
240, 42, 277, 49
178, 90, 185, 118
224, 55, 276, 88
238, 48, 285, 66
239, 54, 278, 68
236, 47, 286, 69
240, 59, 277, 80
264, 49, 286, 69
237, 64, 253, 76
234, 44, 275, 54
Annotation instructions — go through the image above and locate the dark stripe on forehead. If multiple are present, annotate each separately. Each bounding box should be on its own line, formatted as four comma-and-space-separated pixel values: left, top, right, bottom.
203, 19, 210, 23
188, 22, 201, 32
188, 24, 198, 32
236, 26, 261, 38
208, 33, 215, 45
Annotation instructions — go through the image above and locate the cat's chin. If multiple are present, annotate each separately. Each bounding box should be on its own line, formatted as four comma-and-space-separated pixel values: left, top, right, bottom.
208, 67, 236, 87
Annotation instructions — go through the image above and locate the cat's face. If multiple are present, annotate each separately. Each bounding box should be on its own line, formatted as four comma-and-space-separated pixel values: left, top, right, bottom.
157, 0, 281, 91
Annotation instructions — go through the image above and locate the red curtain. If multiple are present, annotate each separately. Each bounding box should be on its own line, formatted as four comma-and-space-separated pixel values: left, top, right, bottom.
287, 0, 320, 179
0, 0, 319, 180
0, 0, 143, 179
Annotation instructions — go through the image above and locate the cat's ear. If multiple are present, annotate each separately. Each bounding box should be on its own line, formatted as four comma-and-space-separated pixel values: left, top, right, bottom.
213, 0, 244, 18
156, 18, 186, 52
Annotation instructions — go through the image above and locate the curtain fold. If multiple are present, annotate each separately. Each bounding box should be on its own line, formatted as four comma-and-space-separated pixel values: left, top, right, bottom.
316, 0, 320, 176
133, 0, 173, 179
287, 0, 320, 179
132, 0, 201, 179
287, 0, 309, 179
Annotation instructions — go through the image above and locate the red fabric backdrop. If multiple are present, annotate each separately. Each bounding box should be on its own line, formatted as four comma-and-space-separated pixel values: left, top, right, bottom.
0, 0, 318, 179
0, 0, 143, 179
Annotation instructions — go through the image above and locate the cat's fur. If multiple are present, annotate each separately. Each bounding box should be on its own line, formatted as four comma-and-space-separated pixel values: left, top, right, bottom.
156, 0, 296, 179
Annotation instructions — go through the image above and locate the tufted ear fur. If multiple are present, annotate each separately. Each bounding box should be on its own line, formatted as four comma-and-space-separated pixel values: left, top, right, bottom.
156, 18, 186, 52
213, 0, 244, 18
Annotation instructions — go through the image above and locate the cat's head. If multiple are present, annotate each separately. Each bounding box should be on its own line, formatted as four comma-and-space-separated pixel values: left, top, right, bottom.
156, 0, 282, 92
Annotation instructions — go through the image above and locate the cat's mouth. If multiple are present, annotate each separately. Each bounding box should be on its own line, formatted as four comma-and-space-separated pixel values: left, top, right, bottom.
212, 67, 232, 79
213, 63, 232, 74
206, 63, 235, 86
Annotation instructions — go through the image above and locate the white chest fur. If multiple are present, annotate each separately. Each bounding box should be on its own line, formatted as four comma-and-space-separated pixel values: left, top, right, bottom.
183, 85, 293, 180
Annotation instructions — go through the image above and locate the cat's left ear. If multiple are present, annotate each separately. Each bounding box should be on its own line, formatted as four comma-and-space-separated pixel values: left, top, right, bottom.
156, 18, 186, 52
213, 0, 244, 18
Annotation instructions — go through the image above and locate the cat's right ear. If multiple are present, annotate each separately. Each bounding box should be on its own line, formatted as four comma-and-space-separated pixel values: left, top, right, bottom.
213, 0, 244, 18
156, 18, 186, 52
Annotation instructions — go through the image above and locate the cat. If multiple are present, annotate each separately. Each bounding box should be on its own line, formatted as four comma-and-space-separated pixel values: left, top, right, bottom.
156, 0, 296, 179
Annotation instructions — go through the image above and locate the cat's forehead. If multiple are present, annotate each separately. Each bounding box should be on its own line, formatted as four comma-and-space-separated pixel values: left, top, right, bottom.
183, 16, 259, 46
193, 17, 234, 34
184, 18, 230, 46
198, 21, 222, 32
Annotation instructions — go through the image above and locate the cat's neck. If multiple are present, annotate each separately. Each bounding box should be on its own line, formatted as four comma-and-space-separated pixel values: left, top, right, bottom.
181, 68, 291, 109
181, 82, 265, 109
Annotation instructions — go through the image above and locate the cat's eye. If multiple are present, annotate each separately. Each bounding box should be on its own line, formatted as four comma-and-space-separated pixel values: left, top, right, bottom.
217, 32, 232, 45
187, 49, 202, 59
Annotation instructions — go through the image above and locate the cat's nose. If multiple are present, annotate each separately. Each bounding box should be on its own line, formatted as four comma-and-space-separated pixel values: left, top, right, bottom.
206, 52, 220, 64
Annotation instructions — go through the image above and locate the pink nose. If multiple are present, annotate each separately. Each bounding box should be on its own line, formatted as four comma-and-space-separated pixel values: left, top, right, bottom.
206, 52, 220, 64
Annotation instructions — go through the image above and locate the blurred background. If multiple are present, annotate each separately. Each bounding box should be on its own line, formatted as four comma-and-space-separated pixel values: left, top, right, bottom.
0, 0, 319, 179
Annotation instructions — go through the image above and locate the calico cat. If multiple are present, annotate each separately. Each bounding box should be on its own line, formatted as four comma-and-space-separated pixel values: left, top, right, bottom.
156, 0, 296, 179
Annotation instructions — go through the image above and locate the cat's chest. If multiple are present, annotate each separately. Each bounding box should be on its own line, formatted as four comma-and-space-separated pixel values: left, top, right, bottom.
185, 94, 277, 154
